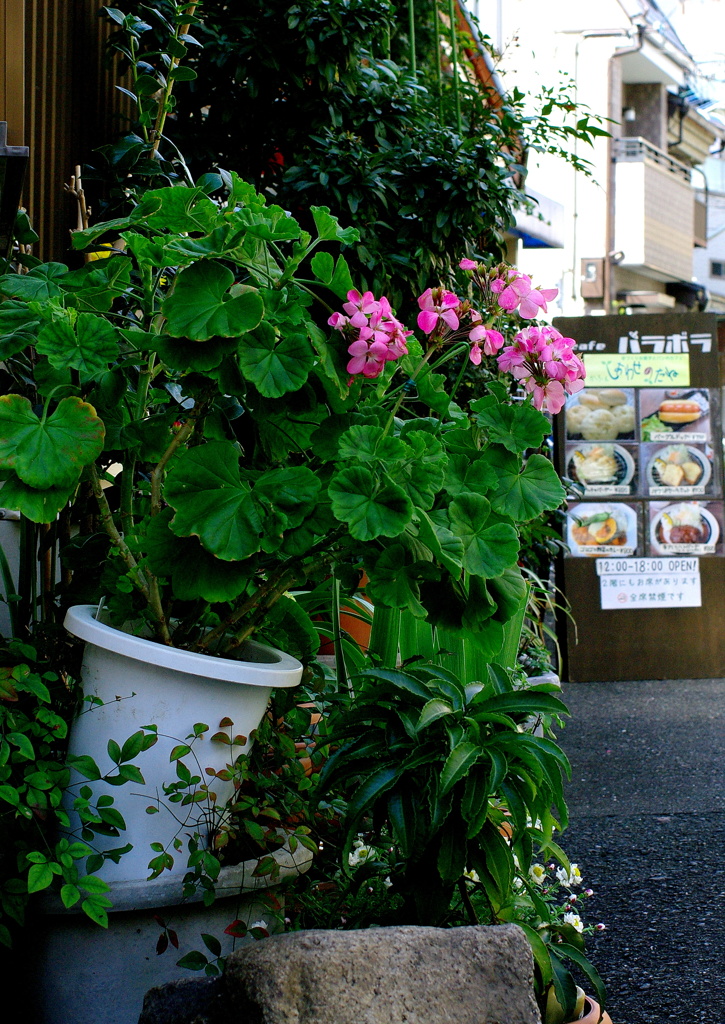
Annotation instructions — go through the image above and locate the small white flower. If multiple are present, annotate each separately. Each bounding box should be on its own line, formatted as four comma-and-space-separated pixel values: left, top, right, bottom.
556, 863, 582, 888
348, 844, 374, 868
563, 912, 583, 933
529, 863, 547, 886
463, 869, 480, 883
250, 919, 268, 930
383, 876, 393, 889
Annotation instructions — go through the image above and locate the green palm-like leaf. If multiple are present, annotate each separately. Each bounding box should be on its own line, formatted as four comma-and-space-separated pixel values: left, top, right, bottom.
440, 740, 480, 794
416, 698, 454, 732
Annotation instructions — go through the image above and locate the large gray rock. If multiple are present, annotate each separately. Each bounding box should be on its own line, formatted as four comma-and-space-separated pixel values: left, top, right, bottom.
221, 924, 540, 1024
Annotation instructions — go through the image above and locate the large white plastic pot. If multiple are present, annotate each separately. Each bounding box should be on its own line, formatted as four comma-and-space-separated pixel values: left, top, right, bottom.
63, 604, 303, 892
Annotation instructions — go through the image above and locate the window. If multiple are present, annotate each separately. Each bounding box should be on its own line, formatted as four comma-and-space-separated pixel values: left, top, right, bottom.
710, 260, 725, 278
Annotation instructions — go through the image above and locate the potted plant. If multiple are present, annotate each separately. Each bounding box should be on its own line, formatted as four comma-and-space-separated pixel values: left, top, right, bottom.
0, 6, 607, 1020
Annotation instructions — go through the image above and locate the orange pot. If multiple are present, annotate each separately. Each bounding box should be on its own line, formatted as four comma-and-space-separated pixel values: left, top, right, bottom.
569, 997, 612, 1024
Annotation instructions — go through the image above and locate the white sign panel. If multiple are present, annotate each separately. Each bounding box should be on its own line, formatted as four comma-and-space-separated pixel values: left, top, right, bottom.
596, 557, 701, 609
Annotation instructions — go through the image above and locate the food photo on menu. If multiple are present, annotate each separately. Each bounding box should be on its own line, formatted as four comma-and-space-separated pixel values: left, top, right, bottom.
566, 442, 637, 495
639, 388, 710, 442
648, 500, 723, 555
566, 502, 638, 556
642, 442, 712, 497
564, 387, 635, 441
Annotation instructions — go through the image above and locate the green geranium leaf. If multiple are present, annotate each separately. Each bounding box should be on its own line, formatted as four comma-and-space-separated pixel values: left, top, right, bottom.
145, 510, 252, 602
153, 335, 238, 372
329, 466, 413, 541
366, 544, 438, 617
487, 566, 528, 624
472, 395, 551, 453
36, 313, 119, 379
337, 424, 408, 465
237, 322, 314, 398
253, 467, 321, 529
253, 387, 327, 459
235, 204, 302, 241
398, 431, 446, 510
415, 366, 450, 416
311, 206, 359, 245
490, 453, 566, 522
310, 251, 334, 284
165, 442, 263, 561
132, 186, 220, 234
162, 262, 264, 341
0, 474, 77, 523
449, 492, 519, 578
0, 300, 41, 358
0, 263, 68, 301
0, 395, 105, 489
59, 257, 132, 313
416, 510, 464, 578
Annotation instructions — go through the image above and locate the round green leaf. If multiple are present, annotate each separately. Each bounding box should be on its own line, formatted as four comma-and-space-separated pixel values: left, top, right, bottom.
165, 442, 263, 561
36, 313, 119, 379
328, 466, 413, 541
490, 453, 566, 522
449, 492, 519, 578
237, 322, 314, 398
0, 395, 105, 490
162, 261, 264, 340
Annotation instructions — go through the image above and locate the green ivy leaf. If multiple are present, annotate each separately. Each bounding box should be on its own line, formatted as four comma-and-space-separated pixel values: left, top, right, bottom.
328, 466, 413, 541
0, 395, 105, 489
162, 262, 264, 340
237, 321, 314, 398
449, 493, 519, 578
36, 313, 119, 379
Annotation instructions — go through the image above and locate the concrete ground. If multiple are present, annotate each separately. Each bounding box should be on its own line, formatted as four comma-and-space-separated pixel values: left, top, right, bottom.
558, 678, 725, 1024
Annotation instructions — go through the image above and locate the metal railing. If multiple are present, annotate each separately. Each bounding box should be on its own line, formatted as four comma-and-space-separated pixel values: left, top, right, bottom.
613, 136, 691, 184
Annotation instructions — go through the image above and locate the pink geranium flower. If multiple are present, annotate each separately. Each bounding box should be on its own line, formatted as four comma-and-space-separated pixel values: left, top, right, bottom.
417, 287, 460, 335
459, 258, 478, 270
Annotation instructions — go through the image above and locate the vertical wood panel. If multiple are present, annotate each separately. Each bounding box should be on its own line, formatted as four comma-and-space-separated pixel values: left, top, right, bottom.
17, 0, 132, 260
0, 0, 26, 145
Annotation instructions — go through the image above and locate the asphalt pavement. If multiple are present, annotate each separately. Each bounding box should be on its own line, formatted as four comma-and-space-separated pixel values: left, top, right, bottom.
558, 677, 725, 1024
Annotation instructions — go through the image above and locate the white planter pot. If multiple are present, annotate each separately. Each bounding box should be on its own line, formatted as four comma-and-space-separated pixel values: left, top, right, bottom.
63, 604, 303, 891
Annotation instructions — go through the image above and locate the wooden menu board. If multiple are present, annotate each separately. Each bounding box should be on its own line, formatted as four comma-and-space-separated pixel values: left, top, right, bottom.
552, 313, 725, 682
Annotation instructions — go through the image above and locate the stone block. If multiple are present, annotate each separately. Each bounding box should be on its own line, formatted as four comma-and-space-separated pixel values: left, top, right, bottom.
221, 924, 540, 1024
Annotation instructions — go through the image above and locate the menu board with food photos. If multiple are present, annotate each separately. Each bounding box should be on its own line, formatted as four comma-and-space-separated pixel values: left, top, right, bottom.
553, 313, 722, 561
551, 313, 725, 681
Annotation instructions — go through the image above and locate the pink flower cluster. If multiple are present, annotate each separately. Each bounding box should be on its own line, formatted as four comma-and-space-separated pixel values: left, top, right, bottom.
490, 268, 558, 320
328, 290, 412, 379
328, 261, 586, 415
496, 325, 586, 414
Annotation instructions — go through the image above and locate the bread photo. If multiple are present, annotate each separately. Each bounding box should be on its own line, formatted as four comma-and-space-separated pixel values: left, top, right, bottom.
658, 399, 702, 425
